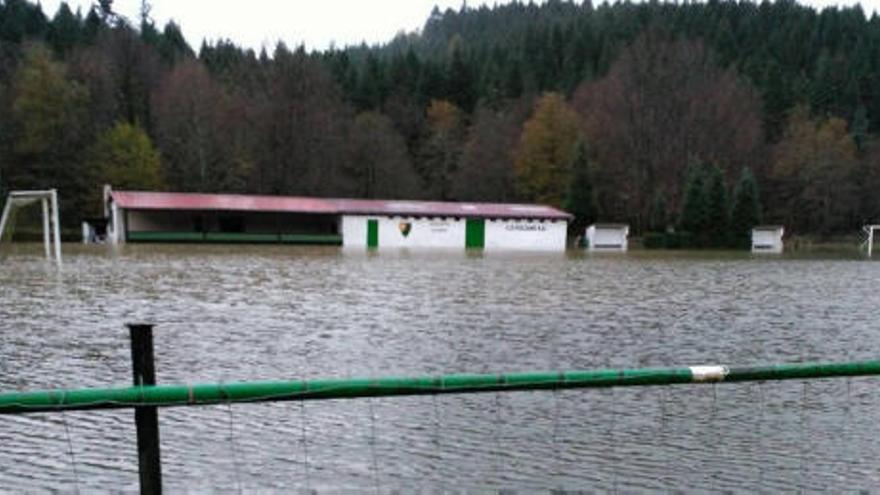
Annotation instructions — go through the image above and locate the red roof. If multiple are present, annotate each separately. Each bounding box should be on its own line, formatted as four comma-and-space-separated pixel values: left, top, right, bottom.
111, 191, 572, 220
111, 191, 339, 214
331, 198, 571, 220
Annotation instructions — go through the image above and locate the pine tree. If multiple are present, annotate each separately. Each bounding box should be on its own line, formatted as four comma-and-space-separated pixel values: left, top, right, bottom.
704, 163, 729, 247
679, 163, 708, 244
648, 193, 668, 232
47, 3, 82, 56
139, 0, 159, 47
354, 54, 387, 110
729, 167, 762, 249
564, 139, 599, 235
445, 37, 476, 112
503, 60, 523, 99
97, 0, 114, 23
852, 104, 869, 152
82, 7, 103, 43
157, 21, 192, 64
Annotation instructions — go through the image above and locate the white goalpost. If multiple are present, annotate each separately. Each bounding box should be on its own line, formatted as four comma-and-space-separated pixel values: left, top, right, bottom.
863, 225, 880, 257
0, 189, 62, 265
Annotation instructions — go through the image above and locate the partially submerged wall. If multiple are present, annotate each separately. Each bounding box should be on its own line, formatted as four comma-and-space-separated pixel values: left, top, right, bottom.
342, 215, 567, 251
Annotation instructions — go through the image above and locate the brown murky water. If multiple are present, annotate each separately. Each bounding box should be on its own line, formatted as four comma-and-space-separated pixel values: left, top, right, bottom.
1, 244, 879, 491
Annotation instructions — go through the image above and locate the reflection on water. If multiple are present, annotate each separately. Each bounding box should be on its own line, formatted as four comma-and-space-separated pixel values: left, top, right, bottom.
1, 244, 879, 490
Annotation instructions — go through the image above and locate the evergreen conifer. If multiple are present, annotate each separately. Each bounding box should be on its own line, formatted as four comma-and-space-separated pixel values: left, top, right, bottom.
729, 167, 762, 249
564, 139, 599, 235
648, 193, 668, 232
679, 162, 708, 243
705, 163, 729, 247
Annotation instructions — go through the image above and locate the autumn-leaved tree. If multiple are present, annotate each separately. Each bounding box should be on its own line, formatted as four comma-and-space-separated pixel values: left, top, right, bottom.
10, 44, 88, 159
89, 122, 163, 192
6, 43, 92, 226
857, 140, 880, 224
770, 105, 858, 234
514, 92, 580, 206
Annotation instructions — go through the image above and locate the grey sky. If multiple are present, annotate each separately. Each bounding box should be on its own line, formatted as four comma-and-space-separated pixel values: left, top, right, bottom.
38, 0, 880, 52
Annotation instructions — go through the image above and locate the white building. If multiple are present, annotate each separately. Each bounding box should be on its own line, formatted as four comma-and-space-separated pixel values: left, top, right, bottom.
585, 224, 629, 251
103, 187, 572, 251
752, 226, 784, 253
340, 215, 568, 251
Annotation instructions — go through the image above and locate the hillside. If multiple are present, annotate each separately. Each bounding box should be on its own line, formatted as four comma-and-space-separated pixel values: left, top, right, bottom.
0, 0, 878, 236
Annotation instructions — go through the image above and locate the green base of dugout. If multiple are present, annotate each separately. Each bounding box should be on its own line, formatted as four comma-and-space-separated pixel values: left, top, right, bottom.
126, 231, 343, 245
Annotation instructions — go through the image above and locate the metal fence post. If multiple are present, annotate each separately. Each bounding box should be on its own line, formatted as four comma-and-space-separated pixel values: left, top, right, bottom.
129, 323, 162, 495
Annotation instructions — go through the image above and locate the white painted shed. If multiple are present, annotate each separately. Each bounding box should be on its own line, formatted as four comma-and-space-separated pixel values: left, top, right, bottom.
585, 224, 629, 251
752, 226, 784, 253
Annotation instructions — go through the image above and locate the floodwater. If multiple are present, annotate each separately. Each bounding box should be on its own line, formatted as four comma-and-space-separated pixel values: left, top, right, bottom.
1, 244, 879, 491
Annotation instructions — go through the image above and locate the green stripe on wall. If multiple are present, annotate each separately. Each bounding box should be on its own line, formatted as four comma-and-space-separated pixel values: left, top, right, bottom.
128, 231, 205, 242
367, 219, 379, 248
280, 234, 342, 245
128, 231, 341, 245
205, 232, 279, 243
465, 218, 485, 249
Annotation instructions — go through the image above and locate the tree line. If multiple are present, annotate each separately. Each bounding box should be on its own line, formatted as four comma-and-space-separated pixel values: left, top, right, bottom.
0, 0, 878, 239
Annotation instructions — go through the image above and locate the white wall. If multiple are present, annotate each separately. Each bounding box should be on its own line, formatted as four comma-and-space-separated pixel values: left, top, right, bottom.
342, 215, 465, 248
109, 202, 125, 244
586, 225, 629, 251
341, 215, 367, 247
484, 219, 567, 251
342, 215, 568, 251
752, 229, 784, 253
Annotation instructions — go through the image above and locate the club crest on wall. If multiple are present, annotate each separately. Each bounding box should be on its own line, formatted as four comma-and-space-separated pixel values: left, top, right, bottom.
398, 221, 412, 237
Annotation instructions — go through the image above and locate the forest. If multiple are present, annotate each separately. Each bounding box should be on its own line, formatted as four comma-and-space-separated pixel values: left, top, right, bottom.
0, 0, 878, 239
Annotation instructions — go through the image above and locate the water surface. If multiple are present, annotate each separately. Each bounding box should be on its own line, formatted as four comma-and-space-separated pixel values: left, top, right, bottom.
1, 245, 878, 491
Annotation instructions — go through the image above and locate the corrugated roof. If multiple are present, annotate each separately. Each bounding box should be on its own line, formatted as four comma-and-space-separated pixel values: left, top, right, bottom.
110, 191, 573, 220
111, 191, 339, 214
331, 198, 571, 220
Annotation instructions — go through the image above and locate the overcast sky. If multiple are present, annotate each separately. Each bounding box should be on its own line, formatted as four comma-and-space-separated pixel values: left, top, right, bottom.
38, 0, 880, 52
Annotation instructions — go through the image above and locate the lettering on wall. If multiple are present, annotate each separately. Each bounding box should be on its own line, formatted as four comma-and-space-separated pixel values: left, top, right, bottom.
430, 221, 451, 233
505, 223, 547, 232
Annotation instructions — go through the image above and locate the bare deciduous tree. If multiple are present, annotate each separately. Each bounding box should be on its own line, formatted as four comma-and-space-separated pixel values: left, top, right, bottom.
153, 60, 251, 192
349, 111, 420, 199
452, 98, 531, 202
572, 32, 765, 229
